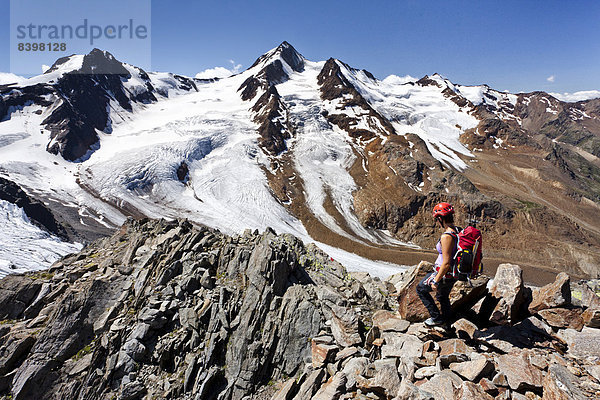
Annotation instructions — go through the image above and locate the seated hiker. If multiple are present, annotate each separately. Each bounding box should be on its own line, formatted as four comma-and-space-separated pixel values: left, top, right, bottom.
417, 202, 459, 327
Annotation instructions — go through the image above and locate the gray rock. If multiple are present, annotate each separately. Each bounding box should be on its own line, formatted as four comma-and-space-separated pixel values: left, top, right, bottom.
580, 284, 600, 309
489, 264, 525, 325
397, 356, 417, 381
414, 365, 439, 379
138, 308, 166, 329
419, 370, 462, 400
457, 381, 495, 400
367, 358, 401, 396
342, 356, 369, 389
449, 358, 494, 382
122, 338, 147, 362
565, 327, 600, 358
543, 363, 587, 400
348, 272, 388, 308
120, 380, 147, 400
293, 368, 326, 400
0, 335, 35, 375
381, 332, 423, 359
0, 276, 42, 319
329, 305, 362, 347
372, 310, 410, 333
528, 272, 571, 313
179, 307, 199, 331
129, 323, 151, 342
312, 371, 346, 400
272, 377, 297, 400
394, 379, 434, 400
495, 352, 543, 392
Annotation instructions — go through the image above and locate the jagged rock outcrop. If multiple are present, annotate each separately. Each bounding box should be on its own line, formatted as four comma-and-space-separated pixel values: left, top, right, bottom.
0, 218, 384, 399
1, 219, 599, 399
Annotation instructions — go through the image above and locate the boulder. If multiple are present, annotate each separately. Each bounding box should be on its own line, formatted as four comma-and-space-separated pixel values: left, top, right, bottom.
414, 366, 439, 379
489, 264, 525, 325
449, 276, 489, 311
342, 357, 369, 389
542, 364, 587, 400
586, 365, 600, 383
457, 381, 495, 400
582, 308, 600, 328
438, 339, 473, 357
564, 327, 600, 358
311, 342, 338, 368
362, 358, 401, 396
580, 284, 600, 309
0, 335, 36, 376
394, 379, 434, 400
452, 318, 478, 340
397, 261, 432, 322
312, 371, 346, 400
348, 272, 388, 309
335, 346, 359, 362
398, 356, 417, 381
419, 370, 463, 400
0, 276, 42, 319
329, 305, 362, 347
449, 358, 494, 382
495, 352, 543, 392
537, 308, 584, 331
492, 372, 509, 387
293, 368, 326, 400
478, 378, 499, 396
272, 378, 297, 400
372, 310, 410, 333
381, 332, 423, 359
528, 272, 571, 313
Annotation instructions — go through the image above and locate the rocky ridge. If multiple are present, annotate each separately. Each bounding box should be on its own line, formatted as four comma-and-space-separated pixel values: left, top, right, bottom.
0, 218, 599, 400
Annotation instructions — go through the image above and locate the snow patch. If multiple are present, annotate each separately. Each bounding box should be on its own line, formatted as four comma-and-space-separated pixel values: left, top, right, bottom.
0, 200, 81, 278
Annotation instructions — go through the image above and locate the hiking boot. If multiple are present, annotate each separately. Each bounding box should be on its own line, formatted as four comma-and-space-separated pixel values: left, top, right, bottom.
424, 317, 445, 327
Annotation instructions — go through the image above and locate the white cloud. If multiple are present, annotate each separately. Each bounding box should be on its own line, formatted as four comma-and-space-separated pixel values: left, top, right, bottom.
42, 64, 50, 73
547, 75, 555, 83
195, 60, 243, 79
228, 59, 242, 74
195, 67, 235, 79
549, 90, 600, 102
382, 74, 417, 85
0, 72, 25, 85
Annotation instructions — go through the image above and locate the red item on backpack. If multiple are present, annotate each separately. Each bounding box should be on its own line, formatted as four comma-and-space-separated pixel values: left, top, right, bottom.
448, 226, 483, 280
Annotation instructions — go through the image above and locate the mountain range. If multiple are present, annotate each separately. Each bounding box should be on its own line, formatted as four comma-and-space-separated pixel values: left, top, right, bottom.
1, 42, 599, 282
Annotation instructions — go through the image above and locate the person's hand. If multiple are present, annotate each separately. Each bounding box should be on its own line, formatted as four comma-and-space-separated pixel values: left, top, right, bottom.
430, 280, 439, 290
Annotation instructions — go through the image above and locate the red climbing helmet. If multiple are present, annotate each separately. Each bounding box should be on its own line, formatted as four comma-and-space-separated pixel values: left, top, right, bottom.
432, 202, 454, 218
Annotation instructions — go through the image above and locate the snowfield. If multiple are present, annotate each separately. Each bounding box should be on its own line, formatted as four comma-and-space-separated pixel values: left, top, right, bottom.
0, 45, 522, 279
0, 200, 82, 278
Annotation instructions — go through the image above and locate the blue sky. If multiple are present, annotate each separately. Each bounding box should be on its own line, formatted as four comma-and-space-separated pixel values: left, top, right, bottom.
1, 0, 599, 94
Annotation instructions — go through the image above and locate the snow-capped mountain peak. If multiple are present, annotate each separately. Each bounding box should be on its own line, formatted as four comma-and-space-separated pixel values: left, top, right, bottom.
1, 42, 600, 281
45, 48, 129, 76
249, 41, 305, 74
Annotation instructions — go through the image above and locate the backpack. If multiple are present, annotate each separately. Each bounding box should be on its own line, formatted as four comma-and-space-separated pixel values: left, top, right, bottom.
447, 226, 483, 281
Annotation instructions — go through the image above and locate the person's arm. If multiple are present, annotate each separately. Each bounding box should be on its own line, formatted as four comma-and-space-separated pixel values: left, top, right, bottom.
431, 233, 454, 287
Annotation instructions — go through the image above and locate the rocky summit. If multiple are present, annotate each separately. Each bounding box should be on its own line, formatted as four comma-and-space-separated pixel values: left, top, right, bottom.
0, 218, 599, 400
